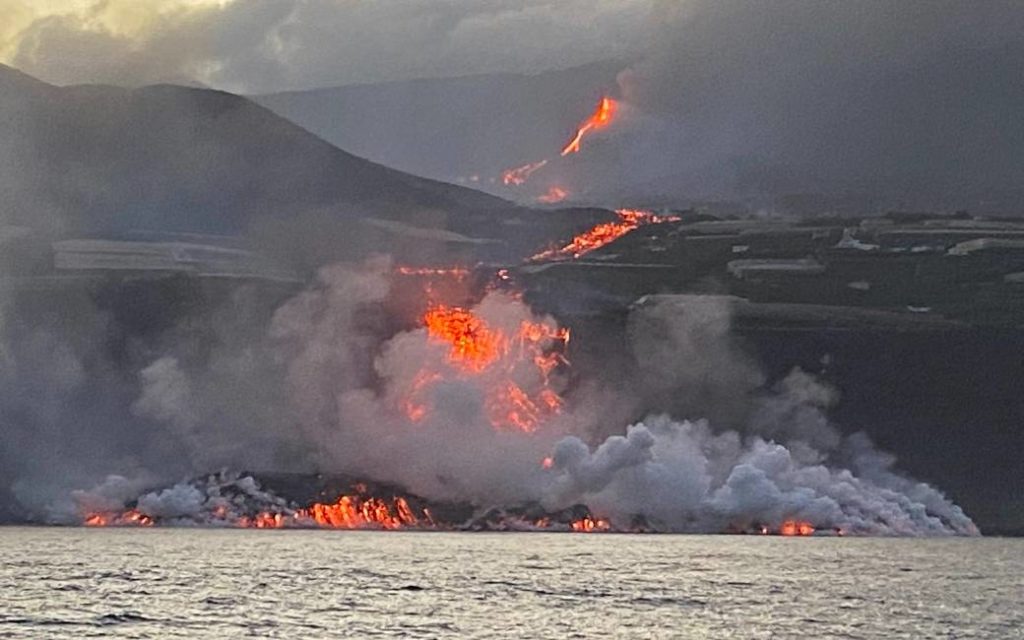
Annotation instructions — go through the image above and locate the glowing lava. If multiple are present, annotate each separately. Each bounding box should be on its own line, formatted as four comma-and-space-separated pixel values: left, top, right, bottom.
85, 493, 431, 530
498, 95, 620, 192
294, 495, 425, 530
571, 516, 612, 532
503, 160, 549, 186
779, 520, 816, 536
409, 299, 569, 432
531, 208, 681, 261
561, 96, 618, 156
396, 266, 471, 279
423, 305, 506, 372
84, 509, 153, 527
536, 186, 569, 204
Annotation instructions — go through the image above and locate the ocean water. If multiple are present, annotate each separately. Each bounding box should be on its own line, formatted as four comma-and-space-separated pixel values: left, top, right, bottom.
0, 528, 1020, 639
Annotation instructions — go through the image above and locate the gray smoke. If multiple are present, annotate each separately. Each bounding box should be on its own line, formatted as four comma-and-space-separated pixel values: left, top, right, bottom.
140, 261, 985, 533
606, 0, 1024, 208
0, 251, 979, 535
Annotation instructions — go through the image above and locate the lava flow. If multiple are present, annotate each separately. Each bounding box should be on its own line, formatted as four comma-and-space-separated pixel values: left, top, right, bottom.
86, 492, 431, 531
531, 208, 681, 261
396, 266, 471, 280
423, 304, 506, 372
571, 516, 612, 532
536, 186, 570, 204
498, 95, 620, 194
408, 300, 570, 432
502, 160, 548, 186
561, 96, 618, 156
84, 509, 153, 527
292, 494, 425, 530
779, 520, 816, 536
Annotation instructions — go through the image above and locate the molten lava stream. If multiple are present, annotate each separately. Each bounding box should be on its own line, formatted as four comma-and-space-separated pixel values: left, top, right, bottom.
502, 160, 548, 186
779, 520, 816, 536
84, 509, 153, 527
297, 495, 422, 530
571, 516, 612, 533
561, 96, 618, 156
423, 304, 506, 372
395, 266, 471, 279
536, 186, 569, 204
531, 208, 681, 261
409, 301, 569, 432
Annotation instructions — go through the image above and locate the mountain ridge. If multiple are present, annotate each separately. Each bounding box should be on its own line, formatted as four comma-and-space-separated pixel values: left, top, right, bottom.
0, 65, 511, 243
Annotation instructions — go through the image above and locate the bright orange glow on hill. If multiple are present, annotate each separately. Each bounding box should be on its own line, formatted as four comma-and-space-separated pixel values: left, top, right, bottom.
561, 97, 618, 156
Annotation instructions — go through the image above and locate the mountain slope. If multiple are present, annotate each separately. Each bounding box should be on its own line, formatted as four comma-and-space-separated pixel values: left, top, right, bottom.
256, 46, 1024, 214
255, 61, 628, 190
0, 64, 510, 241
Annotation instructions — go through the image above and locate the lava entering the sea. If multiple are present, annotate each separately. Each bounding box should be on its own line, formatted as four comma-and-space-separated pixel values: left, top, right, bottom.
779, 520, 816, 536
571, 516, 612, 532
84, 480, 435, 531
84, 509, 153, 527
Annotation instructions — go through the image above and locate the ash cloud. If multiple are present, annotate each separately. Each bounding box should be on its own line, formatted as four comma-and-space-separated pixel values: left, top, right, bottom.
607, 0, 1024, 208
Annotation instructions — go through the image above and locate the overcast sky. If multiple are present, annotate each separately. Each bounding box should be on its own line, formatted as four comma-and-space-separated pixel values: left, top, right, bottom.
5, 0, 1023, 98
1, 0, 656, 93
5, 0, 1024, 206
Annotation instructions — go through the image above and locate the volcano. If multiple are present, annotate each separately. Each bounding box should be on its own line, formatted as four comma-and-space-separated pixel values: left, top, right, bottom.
0, 65, 1014, 537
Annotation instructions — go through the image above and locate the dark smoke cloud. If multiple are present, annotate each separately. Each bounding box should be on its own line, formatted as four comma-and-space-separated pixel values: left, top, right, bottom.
609, 0, 1024, 207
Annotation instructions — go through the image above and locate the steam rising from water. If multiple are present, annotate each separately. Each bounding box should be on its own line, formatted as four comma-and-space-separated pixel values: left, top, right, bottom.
36, 258, 978, 535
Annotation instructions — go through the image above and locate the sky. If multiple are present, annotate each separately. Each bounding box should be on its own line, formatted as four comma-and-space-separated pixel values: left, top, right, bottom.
1, 0, 656, 93
4, 0, 1023, 207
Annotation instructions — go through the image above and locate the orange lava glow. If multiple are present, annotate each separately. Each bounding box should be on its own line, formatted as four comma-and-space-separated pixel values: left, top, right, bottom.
85, 494, 430, 530
571, 516, 612, 532
84, 509, 153, 527
423, 305, 507, 373
536, 186, 569, 204
497, 96, 620, 194
396, 266, 471, 279
779, 520, 816, 536
531, 208, 681, 261
561, 96, 618, 156
409, 301, 569, 431
295, 495, 423, 530
502, 160, 549, 186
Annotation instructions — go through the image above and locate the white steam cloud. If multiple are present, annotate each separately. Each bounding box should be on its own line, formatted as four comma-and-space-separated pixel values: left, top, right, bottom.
139, 260, 981, 533
0, 256, 978, 535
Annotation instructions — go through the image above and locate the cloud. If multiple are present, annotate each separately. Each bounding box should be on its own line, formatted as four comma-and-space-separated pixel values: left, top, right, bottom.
5, 0, 655, 92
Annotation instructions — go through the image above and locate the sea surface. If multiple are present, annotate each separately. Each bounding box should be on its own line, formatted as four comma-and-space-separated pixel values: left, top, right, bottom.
0, 528, 1020, 639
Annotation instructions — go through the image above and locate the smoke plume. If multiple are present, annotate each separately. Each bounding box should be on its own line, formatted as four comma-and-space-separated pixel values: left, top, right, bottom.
51, 258, 975, 534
